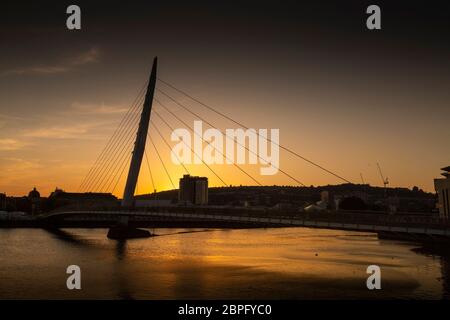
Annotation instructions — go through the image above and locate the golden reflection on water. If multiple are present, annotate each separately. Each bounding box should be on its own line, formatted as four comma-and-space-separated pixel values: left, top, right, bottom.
0, 227, 446, 299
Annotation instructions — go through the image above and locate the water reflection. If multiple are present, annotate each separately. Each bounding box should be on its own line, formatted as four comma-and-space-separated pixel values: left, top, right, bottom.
413, 244, 450, 299
43, 228, 88, 246
115, 240, 127, 260
441, 256, 450, 299
113, 240, 135, 299
0, 227, 448, 299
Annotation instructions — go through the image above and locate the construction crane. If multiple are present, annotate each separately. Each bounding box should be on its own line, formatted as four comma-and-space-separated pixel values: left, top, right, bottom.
376, 162, 389, 203
376, 162, 389, 189
360, 173, 365, 185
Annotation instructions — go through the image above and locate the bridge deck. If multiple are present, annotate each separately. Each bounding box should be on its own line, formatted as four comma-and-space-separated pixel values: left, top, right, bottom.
41, 210, 450, 237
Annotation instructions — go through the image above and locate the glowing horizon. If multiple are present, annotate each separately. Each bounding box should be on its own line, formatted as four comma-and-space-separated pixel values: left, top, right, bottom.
1, 3, 449, 197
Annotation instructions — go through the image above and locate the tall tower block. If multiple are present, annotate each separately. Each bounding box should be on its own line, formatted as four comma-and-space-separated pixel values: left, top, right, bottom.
122, 57, 157, 207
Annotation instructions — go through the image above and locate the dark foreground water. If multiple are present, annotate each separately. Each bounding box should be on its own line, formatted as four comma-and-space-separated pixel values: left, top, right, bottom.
0, 227, 449, 299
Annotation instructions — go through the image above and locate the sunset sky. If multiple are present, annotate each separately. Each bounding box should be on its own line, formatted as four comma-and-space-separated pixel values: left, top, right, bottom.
1, 1, 449, 197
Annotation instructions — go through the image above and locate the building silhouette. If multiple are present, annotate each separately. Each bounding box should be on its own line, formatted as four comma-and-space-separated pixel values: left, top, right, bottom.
0, 193, 6, 211
27, 187, 41, 215
434, 166, 450, 219
179, 174, 208, 205
47, 188, 118, 210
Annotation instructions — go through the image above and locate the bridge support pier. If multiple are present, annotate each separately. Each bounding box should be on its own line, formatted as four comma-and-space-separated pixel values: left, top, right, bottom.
107, 225, 152, 240
107, 215, 153, 240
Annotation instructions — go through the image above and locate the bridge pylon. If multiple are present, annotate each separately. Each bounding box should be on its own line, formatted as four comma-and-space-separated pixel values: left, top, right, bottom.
122, 57, 158, 207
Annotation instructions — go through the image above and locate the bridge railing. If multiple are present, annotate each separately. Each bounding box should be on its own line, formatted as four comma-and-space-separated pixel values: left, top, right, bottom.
43, 207, 450, 233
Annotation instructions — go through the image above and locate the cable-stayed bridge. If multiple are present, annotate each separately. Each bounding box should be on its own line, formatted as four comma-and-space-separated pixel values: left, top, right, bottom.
77, 57, 350, 201
45, 57, 449, 241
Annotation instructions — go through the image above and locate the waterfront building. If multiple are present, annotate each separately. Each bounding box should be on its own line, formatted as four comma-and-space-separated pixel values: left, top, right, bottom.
27, 187, 41, 215
0, 193, 6, 210
179, 174, 208, 205
47, 188, 118, 210
434, 166, 450, 219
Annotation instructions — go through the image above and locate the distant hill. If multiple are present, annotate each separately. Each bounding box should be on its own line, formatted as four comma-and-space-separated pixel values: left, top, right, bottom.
135, 184, 436, 213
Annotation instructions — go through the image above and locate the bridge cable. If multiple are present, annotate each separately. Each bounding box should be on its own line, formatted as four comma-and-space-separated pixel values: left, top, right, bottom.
156, 89, 305, 186
154, 98, 261, 186
152, 109, 228, 186
82, 79, 148, 191
157, 78, 352, 184
150, 119, 190, 175
85, 92, 144, 192
103, 135, 137, 194
95, 128, 136, 193
87, 89, 146, 192
82, 83, 147, 192
86, 96, 143, 192
79, 81, 148, 191
78, 98, 140, 192
111, 153, 133, 195
147, 133, 176, 189
109, 151, 133, 194
144, 150, 156, 193
93, 111, 141, 193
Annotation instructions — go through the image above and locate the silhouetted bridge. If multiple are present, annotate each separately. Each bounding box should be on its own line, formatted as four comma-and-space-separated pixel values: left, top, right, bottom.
51, 58, 446, 243
38, 210, 450, 241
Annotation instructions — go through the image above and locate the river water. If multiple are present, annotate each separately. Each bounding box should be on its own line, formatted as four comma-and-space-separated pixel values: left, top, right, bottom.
0, 227, 448, 299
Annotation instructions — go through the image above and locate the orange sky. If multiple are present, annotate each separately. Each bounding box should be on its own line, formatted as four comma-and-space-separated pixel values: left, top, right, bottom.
1, 3, 449, 197
0, 52, 448, 197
